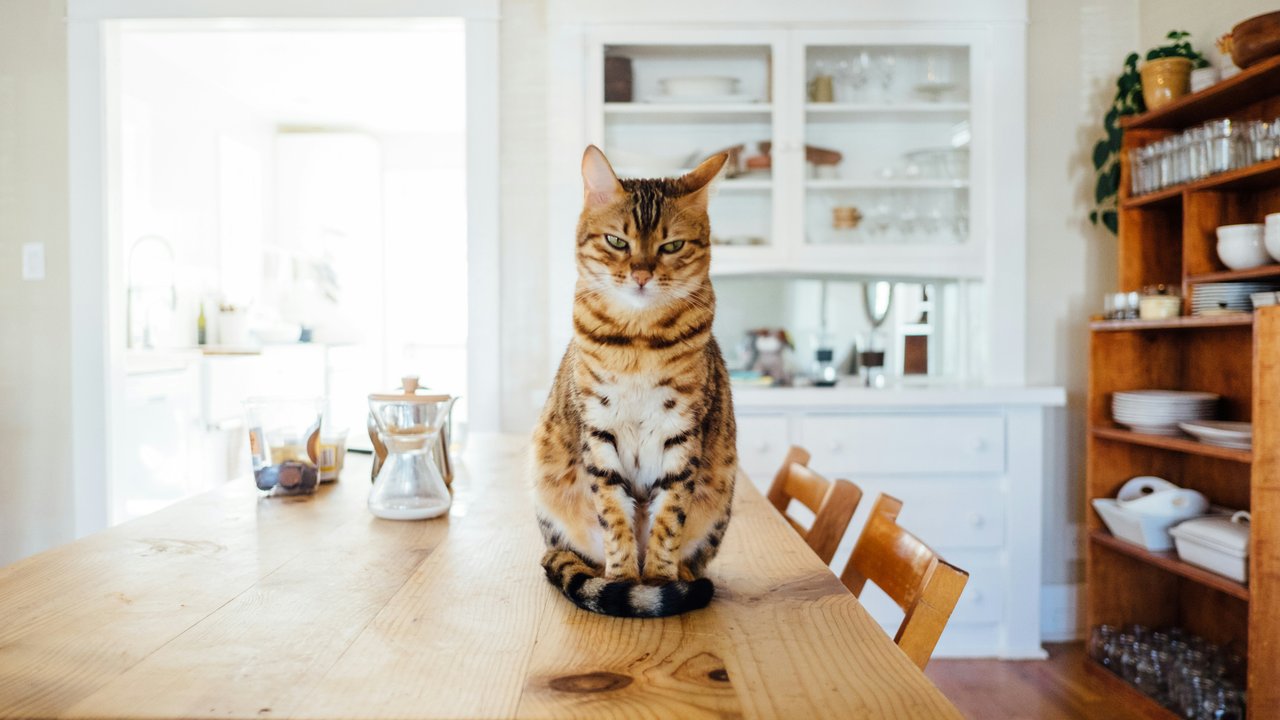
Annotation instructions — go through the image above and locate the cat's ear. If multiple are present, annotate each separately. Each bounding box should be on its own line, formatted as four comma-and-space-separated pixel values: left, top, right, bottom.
582, 145, 623, 208
677, 153, 729, 209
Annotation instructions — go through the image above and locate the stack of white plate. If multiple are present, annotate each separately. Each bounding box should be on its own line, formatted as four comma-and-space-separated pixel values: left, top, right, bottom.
1191, 282, 1280, 315
1112, 390, 1219, 435
1178, 420, 1252, 449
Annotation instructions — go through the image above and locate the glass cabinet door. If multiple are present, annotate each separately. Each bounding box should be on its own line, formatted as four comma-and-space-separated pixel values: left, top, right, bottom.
592, 38, 778, 255
800, 42, 971, 252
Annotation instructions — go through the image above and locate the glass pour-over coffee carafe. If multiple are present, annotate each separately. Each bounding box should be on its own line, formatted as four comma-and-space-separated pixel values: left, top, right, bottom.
367, 392, 456, 520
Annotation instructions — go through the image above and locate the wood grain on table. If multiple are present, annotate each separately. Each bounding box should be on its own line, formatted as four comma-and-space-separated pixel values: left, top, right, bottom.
0, 435, 961, 719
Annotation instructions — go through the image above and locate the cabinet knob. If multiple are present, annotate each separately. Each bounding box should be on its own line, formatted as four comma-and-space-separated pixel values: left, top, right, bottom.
969, 437, 988, 453
756, 440, 770, 453
969, 513, 985, 528
828, 440, 843, 452
968, 589, 983, 604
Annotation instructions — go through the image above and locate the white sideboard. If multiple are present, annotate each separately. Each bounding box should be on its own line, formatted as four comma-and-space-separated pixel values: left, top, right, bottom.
734, 385, 1065, 659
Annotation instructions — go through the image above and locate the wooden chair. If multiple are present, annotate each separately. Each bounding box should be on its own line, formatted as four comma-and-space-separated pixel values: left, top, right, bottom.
840, 493, 969, 669
765, 446, 862, 564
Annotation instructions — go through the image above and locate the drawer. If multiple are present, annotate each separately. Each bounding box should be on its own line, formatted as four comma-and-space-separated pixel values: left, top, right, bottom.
735, 414, 790, 487
800, 413, 1005, 475
895, 489, 1006, 549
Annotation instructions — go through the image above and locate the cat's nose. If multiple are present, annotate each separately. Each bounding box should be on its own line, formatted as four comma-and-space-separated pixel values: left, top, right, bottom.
632, 270, 652, 288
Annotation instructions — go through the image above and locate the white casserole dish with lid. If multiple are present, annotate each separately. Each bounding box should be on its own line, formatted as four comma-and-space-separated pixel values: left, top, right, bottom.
1169, 511, 1250, 583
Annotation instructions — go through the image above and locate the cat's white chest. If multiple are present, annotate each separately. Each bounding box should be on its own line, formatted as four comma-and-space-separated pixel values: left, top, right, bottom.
584, 374, 682, 489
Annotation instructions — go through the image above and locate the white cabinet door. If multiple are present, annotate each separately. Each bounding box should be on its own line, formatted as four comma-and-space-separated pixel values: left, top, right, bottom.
735, 413, 790, 489
115, 366, 200, 523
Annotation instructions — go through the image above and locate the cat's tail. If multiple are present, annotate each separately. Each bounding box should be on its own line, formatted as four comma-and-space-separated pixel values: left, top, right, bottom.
540, 548, 714, 618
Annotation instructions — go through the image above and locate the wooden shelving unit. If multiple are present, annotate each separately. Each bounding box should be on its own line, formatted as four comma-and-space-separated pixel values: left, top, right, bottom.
1088, 56, 1280, 719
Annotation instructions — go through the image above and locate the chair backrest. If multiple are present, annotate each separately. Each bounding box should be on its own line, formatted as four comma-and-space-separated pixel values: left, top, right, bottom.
840, 493, 969, 670
765, 446, 862, 564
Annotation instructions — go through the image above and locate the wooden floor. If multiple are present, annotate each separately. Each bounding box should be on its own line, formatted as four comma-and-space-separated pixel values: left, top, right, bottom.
926, 643, 1153, 720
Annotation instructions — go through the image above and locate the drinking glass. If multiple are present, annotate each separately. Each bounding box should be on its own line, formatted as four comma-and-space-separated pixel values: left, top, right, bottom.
1205, 119, 1238, 174
1244, 120, 1272, 165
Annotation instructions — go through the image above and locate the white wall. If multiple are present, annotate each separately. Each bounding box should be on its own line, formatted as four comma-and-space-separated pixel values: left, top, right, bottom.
1138, 1, 1274, 68
0, 0, 74, 567
498, 0, 552, 431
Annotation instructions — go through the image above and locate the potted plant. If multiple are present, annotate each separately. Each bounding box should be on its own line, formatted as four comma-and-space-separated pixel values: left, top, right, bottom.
1140, 30, 1210, 109
1090, 31, 1209, 234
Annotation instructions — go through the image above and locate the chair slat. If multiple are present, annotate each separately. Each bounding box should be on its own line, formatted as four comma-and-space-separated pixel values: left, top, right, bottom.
840, 494, 969, 669
765, 446, 862, 564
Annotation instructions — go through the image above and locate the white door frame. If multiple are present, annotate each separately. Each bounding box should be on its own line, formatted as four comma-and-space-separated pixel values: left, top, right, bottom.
67, 0, 501, 537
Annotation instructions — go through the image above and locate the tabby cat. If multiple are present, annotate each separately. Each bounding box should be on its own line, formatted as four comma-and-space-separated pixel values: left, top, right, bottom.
532, 146, 738, 618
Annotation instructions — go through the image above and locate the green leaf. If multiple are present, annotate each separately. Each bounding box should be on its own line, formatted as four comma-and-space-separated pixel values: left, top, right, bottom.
1093, 140, 1111, 170
1102, 211, 1118, 234
1096, 173, 1111, 204
1089, 210, 1099, 225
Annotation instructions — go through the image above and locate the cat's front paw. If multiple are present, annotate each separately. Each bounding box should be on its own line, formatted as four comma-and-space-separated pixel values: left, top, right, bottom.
641, 566, 679, 585
605, 559, 641, 581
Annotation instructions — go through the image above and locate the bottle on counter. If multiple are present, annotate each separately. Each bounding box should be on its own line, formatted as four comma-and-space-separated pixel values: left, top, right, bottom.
197, 304, 207, 346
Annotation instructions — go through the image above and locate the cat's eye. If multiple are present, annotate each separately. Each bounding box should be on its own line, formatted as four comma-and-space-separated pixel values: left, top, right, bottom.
658, 240, 685, 254
604, 234, 628, 250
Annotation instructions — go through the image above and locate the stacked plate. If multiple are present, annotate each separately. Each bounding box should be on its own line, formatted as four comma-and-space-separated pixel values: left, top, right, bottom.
1178, 420, 1252, 449
1191, 282, 1280, 315
1112, 390, 1219, 436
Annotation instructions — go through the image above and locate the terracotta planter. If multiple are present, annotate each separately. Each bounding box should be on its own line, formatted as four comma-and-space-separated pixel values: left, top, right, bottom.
1140, 57, 1193, 110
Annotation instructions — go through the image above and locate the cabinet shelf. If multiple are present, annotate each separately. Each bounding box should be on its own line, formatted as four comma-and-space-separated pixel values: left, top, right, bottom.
804, 102, 969, 120
1090, 315, 1254, 332
1091, 426, 1252, 463
719, 179, 772, 191
1122, 55, 1280, 130
1082, 659, 1180, 720
1090, 530, 1250, 602
603, 102, 771, 123
1186, 266, 1280, 284
1122, 157, 1280, 209
806, 179, 968, 190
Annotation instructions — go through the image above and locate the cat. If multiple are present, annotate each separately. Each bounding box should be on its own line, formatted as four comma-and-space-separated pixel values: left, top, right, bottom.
532, 145, 738, 618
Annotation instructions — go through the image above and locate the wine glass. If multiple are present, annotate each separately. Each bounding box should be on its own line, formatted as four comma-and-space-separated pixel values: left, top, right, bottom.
873, 52, 897, 102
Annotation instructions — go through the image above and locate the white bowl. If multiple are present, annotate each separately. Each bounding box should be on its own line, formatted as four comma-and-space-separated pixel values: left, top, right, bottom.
1265, 213, 1280, 261
658, 76, 739, 97
1216, 224, 1270, 270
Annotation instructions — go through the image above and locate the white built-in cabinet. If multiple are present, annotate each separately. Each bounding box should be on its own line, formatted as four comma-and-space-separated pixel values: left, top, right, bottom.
550, 20, 1028, 385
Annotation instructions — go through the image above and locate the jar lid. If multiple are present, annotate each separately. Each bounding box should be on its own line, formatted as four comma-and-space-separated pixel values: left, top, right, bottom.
369, 375, 452, 403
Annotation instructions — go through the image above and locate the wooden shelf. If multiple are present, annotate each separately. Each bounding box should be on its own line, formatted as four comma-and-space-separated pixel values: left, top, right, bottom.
1090, 315, 1254, 331
1186, 265, 1280, 284
1090, 530, 1250, 601
1122, 55, 1280, 130
1122, 157, 1280, 209
1082, 659, 1180, 720
1091, 426, 1253, 463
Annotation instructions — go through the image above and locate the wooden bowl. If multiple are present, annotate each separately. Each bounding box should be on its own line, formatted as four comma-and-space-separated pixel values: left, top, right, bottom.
1232, 11, 1280, 69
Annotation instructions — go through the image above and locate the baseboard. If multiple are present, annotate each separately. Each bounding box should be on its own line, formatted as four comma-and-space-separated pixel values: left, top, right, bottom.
1041, 582, 1084, 642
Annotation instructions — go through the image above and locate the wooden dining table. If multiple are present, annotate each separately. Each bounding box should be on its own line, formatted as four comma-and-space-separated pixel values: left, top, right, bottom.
0, 434, 962, 719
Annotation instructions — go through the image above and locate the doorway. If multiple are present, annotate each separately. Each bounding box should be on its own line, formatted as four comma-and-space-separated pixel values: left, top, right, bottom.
68, 3, 499, 531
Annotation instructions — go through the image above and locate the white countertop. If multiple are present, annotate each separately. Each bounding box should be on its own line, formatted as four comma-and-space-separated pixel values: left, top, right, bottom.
731, 383, 1066, 408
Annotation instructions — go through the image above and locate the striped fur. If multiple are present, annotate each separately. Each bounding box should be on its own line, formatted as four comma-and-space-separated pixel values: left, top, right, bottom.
532, 146, 737, 618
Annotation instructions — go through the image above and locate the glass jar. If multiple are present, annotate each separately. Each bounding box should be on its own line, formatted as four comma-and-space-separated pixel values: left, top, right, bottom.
1089, 625, 1117, 666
